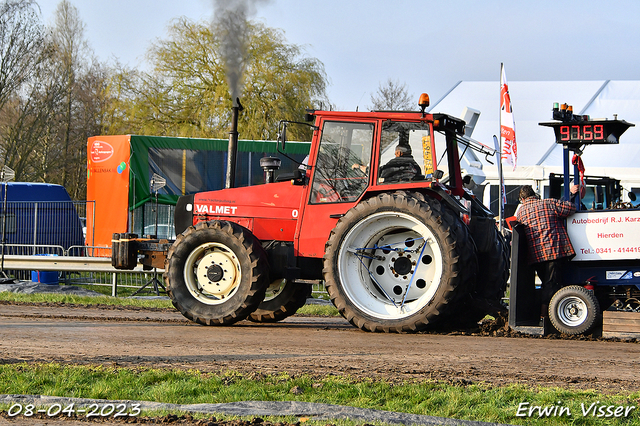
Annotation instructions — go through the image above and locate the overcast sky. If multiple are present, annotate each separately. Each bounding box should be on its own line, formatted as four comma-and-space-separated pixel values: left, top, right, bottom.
35, 0, 640, 111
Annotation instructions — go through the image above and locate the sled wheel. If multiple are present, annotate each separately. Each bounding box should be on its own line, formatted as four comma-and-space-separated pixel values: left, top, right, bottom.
248, 280, 313, 323
165, 221, 269, 325
323, 192, 477, 333
549, 285, 600, 335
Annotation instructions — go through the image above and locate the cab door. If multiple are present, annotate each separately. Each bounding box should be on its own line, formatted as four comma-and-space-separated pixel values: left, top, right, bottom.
296, 119, 376, 258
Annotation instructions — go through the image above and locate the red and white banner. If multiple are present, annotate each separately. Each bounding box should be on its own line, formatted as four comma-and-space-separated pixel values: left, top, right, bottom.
500, 65, 517, 170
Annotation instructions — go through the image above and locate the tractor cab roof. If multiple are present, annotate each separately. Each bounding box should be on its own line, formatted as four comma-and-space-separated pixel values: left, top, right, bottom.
307, 110, 466, 136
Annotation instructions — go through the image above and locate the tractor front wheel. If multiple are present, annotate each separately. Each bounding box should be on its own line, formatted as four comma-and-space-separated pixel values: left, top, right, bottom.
165, 221, 269, 325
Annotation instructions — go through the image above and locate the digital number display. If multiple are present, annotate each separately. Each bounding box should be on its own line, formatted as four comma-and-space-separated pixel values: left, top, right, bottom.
541, 115, 633, 146
559, 124, 605, 142
540, 120, 634, 146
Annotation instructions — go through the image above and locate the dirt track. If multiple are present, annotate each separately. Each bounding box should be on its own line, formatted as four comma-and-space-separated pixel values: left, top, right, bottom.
1, 302, 640, 393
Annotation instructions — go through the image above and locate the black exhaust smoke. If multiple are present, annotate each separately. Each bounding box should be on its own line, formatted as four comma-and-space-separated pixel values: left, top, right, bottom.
213, 0, 267, 188
225, 97, 243, 189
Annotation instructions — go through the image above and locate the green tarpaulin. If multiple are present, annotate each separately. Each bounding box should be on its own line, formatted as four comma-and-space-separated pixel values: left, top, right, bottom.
128, 135, 310, 209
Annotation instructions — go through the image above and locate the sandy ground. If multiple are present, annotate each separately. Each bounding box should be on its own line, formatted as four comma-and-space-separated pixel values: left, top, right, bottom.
2, 300, 640, 426
1, 302, 639, 394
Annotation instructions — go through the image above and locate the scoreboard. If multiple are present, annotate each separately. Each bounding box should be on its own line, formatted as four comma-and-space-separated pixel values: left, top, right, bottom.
540, 103, 634, 146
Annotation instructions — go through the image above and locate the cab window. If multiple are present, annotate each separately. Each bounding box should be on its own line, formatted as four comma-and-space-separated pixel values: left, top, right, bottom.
378, 121, 432, 184
310, 121, 374, 203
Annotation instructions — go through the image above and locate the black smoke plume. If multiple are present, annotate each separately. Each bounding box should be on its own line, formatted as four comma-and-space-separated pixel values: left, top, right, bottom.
213, 0, 269, 102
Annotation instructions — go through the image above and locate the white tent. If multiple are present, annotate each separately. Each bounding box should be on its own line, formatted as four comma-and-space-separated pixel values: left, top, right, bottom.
428, 80, 640, 208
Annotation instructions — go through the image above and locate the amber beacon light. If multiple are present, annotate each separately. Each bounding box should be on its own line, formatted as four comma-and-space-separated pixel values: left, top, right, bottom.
419, 93, 430, 116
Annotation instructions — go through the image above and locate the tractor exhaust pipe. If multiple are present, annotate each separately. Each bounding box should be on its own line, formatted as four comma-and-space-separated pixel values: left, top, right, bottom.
226, 97, 244, 189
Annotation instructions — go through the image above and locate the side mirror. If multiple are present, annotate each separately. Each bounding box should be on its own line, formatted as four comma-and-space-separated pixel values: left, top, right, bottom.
629, 192, 637, 202
278, 122, 287, 150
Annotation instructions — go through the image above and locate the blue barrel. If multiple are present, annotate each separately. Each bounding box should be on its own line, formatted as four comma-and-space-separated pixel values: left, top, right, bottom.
31, 270, 59, 285
31, 254, 59, 285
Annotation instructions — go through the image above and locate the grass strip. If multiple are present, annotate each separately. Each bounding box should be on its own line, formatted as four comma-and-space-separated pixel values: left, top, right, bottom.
1, 364, 639, 425
0, 290, 340, 316
0, 291, 174, 309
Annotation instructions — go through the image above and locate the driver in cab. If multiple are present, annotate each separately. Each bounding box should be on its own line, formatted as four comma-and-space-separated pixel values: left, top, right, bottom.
378, 144, 422, 183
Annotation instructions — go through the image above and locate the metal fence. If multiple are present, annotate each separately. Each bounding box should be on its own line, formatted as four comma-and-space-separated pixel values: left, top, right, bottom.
0, 200, 154, 295
1, 200, 327, 298
1, 200, 91, 252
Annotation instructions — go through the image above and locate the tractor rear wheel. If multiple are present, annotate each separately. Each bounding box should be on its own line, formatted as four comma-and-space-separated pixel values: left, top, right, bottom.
248, 280, 312, 323
323, 192, 477, 332
165, 221, 269, 325
548, 285, 600, 335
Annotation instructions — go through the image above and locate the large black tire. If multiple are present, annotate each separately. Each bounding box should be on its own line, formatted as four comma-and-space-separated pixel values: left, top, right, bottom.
401, 191, 479, 313
164, 221, 269, 326
548, 285, 600, 335
481, 229, 510, 300
248, 280, 312, 323
474, 228, 510, 315
447, 228, 509, 328
323, 192, 478, 333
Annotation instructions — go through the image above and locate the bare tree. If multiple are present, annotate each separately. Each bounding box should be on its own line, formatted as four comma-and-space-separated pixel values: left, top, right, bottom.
1, 60, 65, 183
0, 0, 46, 172
0, 0, 107, 198
0, 0, 44, 111
50, 0, 92, 193
369, 78, 413, 111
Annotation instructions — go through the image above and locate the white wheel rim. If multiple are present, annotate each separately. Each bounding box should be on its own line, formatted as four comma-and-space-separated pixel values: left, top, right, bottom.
184, 242, 241, 305
337, 212, 443, 319
556, 296, 588, 327
263, 279, 287, 302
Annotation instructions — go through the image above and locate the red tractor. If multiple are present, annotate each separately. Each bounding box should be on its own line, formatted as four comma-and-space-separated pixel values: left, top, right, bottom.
113, 94, 509, 332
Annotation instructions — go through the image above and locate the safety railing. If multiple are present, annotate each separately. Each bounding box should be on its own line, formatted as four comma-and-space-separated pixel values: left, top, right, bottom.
67, 245, 112, 258
1, 244, 65, 256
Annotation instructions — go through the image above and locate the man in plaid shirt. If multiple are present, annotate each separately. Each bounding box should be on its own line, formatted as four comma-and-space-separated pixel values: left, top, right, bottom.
516, 184, 580, 314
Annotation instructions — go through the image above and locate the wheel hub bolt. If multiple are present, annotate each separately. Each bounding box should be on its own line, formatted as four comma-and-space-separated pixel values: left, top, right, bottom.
207, 264, 224, 282
393, 256, 413, 276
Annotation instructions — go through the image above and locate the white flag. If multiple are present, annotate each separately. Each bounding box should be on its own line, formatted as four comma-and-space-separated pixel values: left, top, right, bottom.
500, 65, 517, 170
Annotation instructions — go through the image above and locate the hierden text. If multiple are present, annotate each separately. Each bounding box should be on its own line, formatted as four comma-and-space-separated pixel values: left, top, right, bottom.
568, 211, 640, 261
